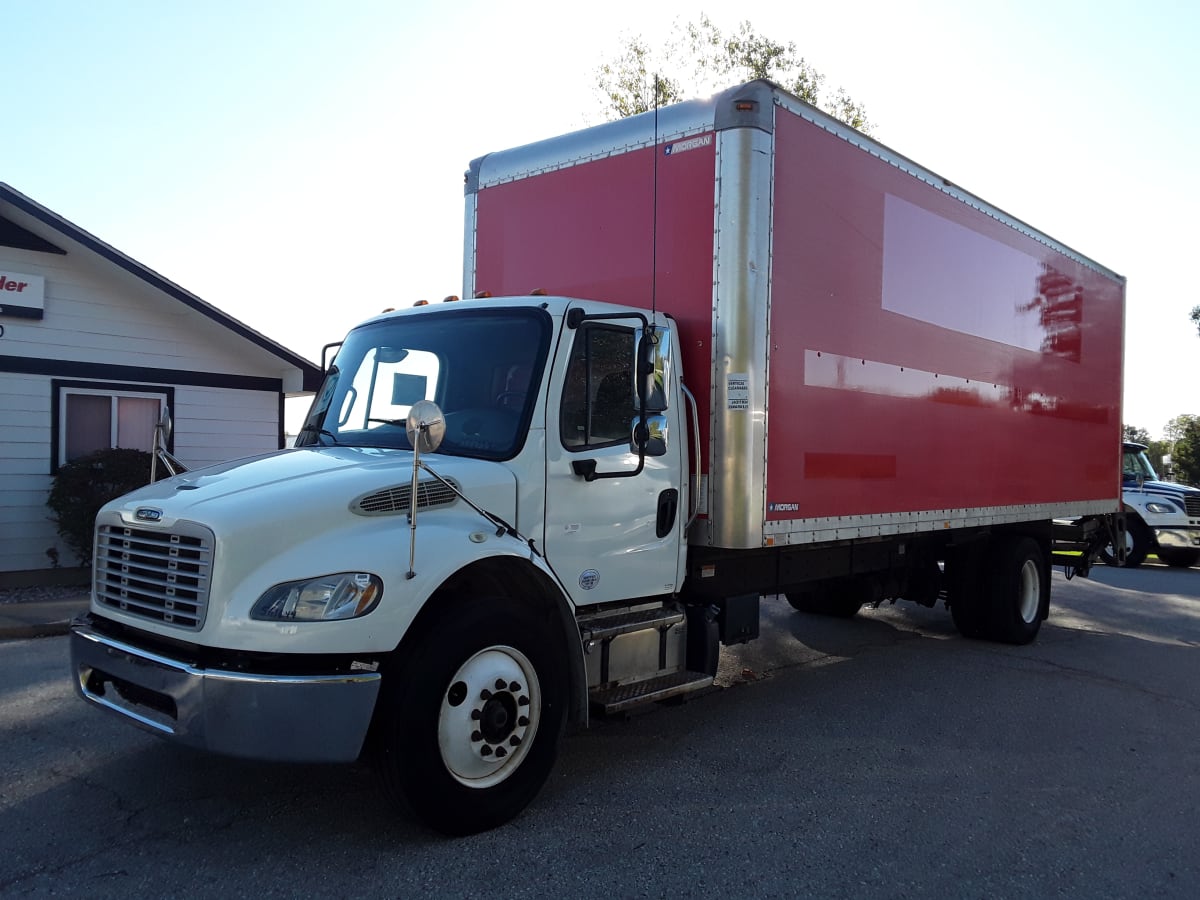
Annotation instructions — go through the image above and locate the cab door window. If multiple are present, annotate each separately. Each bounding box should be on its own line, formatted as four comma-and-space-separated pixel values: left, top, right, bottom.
560, 325, 634, 449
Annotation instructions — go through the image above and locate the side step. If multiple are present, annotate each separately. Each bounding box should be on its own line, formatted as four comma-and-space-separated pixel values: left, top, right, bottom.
577, 605, 685, 642
589, 670, 715, 714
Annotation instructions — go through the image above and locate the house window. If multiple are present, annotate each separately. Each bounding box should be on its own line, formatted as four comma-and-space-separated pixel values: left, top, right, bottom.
57, 386, 167, 465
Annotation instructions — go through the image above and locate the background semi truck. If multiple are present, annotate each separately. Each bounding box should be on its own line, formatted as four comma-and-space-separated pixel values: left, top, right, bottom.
70, 80, 1125, 835
1104, 442, 1200, 568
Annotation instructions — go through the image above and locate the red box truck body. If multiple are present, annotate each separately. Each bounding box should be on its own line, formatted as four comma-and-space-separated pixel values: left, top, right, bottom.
466, 80, 1124, 549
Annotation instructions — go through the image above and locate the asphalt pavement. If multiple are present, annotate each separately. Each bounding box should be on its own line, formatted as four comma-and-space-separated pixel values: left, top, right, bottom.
3, 563, 1197, 898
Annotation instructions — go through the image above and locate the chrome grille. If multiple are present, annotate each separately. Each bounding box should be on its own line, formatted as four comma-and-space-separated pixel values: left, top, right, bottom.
355, 480, 459, 516
94, 522, 213, 630
1186, 494, 1200, 517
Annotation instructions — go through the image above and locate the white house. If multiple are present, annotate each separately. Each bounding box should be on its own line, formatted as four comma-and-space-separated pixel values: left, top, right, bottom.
1, 183, 321, 584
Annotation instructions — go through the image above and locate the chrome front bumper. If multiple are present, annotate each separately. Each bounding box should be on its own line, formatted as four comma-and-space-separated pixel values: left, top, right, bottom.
70, 621, 381, 762
1153, 527, 1200, 550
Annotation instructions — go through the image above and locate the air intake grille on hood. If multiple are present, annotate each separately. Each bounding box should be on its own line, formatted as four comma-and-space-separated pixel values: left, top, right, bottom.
355, 480, 459, 516
1185, 493, 1200, 517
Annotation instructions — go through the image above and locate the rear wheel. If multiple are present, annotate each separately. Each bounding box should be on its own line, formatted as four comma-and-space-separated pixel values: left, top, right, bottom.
984, 536, 1048, 645
947, 543, 988, 639
1157, 547, 1200, 568
785, 581, 864, 619
372, 599, 567, 835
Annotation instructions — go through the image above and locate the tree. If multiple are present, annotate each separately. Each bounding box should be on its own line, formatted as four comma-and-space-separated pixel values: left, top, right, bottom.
1123, 424, 1152, 445
1191, 305, 1199, 337
47, 448, 153, 567
596, 15, 871, 133
1164, 414, 1200, 486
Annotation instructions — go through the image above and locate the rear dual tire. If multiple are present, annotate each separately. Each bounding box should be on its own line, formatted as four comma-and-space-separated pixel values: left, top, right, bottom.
785, 584, 864, 619
950, 536, 1048, 645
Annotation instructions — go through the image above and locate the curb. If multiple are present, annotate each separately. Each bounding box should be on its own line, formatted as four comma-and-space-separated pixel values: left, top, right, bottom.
0, 620, 73, 641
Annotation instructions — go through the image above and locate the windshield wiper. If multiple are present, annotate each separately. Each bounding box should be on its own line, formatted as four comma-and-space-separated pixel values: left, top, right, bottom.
299, 422, 340, 445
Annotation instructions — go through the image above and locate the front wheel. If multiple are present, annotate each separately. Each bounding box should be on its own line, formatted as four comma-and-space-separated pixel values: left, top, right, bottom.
372, 599, 567, 835
1100, 517, 1151, 568
1157, 547, 1200, 568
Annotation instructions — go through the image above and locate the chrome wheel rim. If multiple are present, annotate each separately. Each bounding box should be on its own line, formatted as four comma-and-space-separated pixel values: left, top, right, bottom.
1017, 559, 1040, 623
437, 645, 540, 789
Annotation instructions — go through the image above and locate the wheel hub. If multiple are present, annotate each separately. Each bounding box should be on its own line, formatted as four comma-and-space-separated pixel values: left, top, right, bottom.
480, 691, 518, 744
438, 646, 540, 788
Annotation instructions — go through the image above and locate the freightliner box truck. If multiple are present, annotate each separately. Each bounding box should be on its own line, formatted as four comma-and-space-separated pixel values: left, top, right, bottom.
71, 81, 1126, 834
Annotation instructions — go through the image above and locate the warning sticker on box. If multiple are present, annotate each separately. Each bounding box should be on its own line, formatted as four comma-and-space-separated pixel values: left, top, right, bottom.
727, 373, 750, 411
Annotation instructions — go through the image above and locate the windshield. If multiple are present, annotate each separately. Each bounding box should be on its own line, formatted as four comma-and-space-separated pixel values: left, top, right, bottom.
1123, 447, 1159, 482
297, 306, 551, 460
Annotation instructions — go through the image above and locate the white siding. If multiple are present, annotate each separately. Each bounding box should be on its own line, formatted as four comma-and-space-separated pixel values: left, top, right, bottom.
174, 387, 280, 469
0, 374, 58, 571
1, 248, 295, 379
1, 225, 310, 575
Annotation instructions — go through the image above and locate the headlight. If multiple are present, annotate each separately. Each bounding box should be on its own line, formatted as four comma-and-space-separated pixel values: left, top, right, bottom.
1145, 501, 1180, 514
252, 572, 383, 621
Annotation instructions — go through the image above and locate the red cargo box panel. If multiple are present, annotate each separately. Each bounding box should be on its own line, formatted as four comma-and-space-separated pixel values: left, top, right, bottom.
764, 98, 1124, 543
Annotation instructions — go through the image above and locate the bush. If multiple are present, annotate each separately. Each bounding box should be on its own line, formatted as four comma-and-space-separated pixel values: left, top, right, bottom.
47, 448, 154, 567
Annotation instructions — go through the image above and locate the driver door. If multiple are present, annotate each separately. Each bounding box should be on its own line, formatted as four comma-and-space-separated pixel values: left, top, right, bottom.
542, 314, 686, 607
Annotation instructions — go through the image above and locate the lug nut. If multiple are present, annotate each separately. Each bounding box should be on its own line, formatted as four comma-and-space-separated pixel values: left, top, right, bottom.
481, 745, 493, 757
471, 731, 482, 742
495, 746, 507, 758
509, 735, 521, 747
509, 681, 521, 692
518, 696, 529, 707
518, 716, 529, 727
480, 689, 492, 701
495, 678, 506, 690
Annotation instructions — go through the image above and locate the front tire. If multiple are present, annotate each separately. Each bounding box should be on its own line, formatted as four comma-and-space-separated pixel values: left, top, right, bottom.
1157, 547, 1200, 568
373, 599, 567, 835
1100, 517, 1151, 568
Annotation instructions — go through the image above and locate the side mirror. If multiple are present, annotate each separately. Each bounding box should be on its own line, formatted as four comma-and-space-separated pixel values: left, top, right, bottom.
405, 400, 446, 454
631, 414, 668, 457
156, 409, 172, 443
634, 326, 671, 413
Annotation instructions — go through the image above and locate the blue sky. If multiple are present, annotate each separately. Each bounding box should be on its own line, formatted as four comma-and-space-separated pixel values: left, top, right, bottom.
4, 0, 1197, 438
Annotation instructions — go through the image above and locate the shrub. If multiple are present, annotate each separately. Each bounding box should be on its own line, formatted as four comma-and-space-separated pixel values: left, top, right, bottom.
47, 448, 154, 567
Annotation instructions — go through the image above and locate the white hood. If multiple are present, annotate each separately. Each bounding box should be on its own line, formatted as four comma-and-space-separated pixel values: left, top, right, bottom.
103, 446, 518, 538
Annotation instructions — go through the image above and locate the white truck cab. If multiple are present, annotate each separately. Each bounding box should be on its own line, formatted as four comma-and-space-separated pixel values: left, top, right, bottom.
70, 296, 703, 834
1107, 442, 1200, 568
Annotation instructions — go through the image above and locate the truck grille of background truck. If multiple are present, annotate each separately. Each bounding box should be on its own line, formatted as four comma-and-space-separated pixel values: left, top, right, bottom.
95, 523, 214, 630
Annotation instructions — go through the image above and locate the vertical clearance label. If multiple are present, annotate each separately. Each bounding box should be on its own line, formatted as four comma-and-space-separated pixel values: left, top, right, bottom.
0, 271, 46, 320
727, 373, 749, 410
